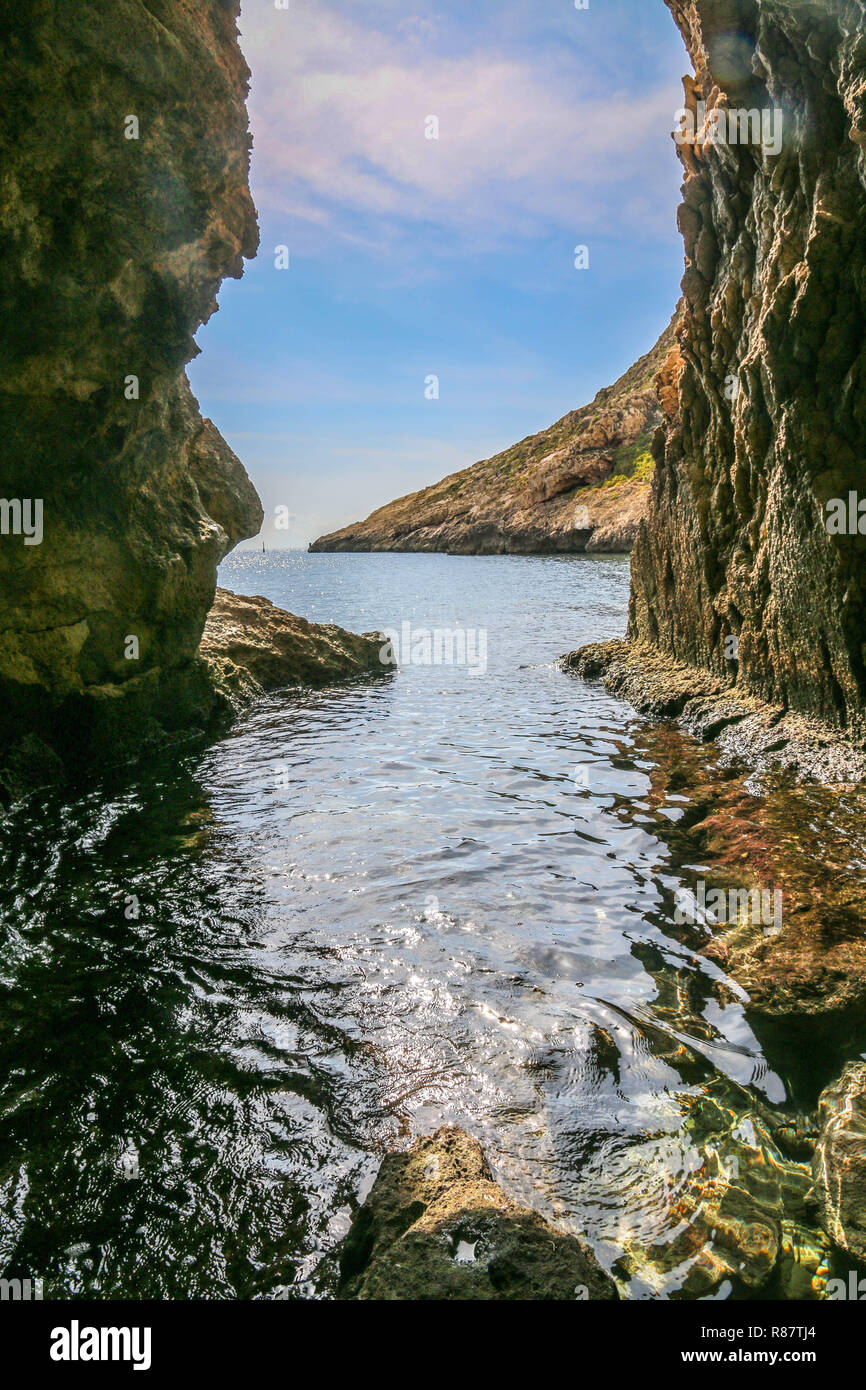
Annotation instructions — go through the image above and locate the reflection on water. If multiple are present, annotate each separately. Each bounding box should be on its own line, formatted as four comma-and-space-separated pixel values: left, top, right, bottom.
1, 551, 864, 1299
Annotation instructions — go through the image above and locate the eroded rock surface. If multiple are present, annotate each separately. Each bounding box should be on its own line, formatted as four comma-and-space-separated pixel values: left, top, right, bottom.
310, 321, 675, 555
201, 588, 385, 706
628, 1, 866, 740
563, 639, 866, 784
0, 3, 262, 769
338, 1126, 618, 1300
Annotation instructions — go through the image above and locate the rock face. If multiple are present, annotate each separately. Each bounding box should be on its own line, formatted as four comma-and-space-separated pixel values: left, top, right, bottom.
564, 639, 866, 784
0, 3, 263, 770
201, 588, 385, 706
310, 320, 675, 555
813, 1063, 866, 1262
338, 1126, 618, 1300
628, 1, 866, 741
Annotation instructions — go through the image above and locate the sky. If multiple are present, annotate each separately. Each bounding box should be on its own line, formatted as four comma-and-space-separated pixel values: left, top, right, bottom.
188, 0, 689, 550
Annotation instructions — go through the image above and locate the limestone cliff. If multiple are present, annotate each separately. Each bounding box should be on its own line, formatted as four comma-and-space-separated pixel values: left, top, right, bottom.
0, 2, 385, 792
0, 2, 263, 771
310, 319, 676, 555
628, 0, 866, 741
338, 1126, 618, 1300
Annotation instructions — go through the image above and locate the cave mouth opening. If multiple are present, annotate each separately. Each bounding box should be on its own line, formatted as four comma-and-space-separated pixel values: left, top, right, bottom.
189, 0, 690, 553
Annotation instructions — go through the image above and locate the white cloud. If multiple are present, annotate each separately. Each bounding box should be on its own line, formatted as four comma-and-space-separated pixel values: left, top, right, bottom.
238, 1, 682, 250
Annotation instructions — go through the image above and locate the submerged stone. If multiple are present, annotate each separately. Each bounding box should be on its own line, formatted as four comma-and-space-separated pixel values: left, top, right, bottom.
338, 1126, 618, 1300
613, 1080, 826, 1299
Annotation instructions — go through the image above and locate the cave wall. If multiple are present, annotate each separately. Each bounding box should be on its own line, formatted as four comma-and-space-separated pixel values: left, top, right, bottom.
5, 0, 866, 768
630, 0, 866, 738
0, 0, 263, 763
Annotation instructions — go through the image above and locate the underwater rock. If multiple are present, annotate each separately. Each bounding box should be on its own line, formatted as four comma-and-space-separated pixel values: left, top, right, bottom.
200, 588, 386, 706
615, 1081, 826, 1299
338, 1125, 618, 1300
813, 1063, 866, 1264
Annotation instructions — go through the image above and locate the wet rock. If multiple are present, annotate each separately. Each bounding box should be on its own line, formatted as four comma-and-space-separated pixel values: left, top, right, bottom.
338, 1126, 617, 1300
565, 706, 866, 1023
563, 639, 866, 785
704, 916, 866, 1020
679, 695, 750, 743
0, 733, 65, 806
310, 320, 676, 556
200, 588, 386, 707
562, 640, 723, 719
0, 4, 261, 770
628, 1, 866, 743
813, 1063, 866, 1262
616, 1082, 826, 1299
773, 1116, 819, 1166
718, 712, 866, 786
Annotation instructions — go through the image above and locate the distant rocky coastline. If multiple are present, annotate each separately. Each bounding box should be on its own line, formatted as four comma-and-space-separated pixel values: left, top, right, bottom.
309, 318, 677, 556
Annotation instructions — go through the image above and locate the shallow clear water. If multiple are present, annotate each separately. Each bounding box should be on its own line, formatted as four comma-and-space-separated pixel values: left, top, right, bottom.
2, 551, 864, 1299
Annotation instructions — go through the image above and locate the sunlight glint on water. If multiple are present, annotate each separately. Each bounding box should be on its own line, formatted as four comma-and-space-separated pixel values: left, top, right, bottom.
1, 551, 858, 1299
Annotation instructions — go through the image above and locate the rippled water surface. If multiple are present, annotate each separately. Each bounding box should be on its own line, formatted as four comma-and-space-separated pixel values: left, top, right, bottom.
2, 551, 865, 1299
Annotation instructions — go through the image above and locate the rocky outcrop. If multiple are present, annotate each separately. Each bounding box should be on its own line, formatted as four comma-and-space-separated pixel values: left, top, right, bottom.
813, 1063, 866, 1263
310, 320, 676, 555
0, 587, 389, 802
0, 3, 263, 772
564, 640, 866, 785
201, 588, 385, 706
625, 1, 866, 742
0, 4, 394, 801
338, 1126, 617, 1300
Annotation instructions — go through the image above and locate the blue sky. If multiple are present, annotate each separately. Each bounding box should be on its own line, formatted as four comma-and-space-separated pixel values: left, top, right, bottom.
189, 0, 688, 548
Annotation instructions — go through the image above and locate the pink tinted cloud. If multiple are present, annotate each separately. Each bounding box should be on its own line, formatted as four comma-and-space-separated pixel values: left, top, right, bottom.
238, 2, 681, 248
